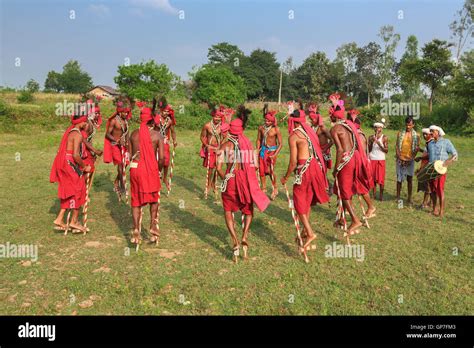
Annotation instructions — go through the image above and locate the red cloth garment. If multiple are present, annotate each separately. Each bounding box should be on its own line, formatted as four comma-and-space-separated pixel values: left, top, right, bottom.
221, 169, 253, 215
226, 119, 270, 212
346, 120, 371, 194
201, 148, 217, 169
81, 130, 96, 172
50, 117, 88, 209
309, 112, 323, 126
333, 152, 357, 200
370, 160, 386, 185
258, 149, 277, 177
265, 111, 277, 126
130, 107, 161, 207
287, 110, 328, 180
161, 105, 176, 125
429, 173, 446, 196
221, 122, 230, 133
293, 159, 330, 215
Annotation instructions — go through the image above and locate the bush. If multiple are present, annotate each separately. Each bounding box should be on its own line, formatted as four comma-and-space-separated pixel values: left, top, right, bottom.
17, 90, 34, 103
192, 65, 246, 106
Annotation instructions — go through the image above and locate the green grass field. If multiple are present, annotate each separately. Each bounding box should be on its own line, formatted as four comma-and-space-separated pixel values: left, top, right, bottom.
0, 123, 473, 315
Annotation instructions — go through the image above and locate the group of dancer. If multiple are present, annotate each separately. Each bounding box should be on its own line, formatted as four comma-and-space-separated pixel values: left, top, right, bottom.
50, 92, 458, 263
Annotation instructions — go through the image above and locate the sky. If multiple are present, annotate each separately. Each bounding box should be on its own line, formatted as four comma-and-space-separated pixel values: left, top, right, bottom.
0, 0, 469, 89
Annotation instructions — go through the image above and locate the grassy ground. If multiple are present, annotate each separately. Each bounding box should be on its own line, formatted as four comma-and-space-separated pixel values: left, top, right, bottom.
0, 122, 473, 315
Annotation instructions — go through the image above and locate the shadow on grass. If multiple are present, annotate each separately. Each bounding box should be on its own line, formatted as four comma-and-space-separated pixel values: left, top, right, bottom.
93, 172, 131, 243
166, 202, 231, 260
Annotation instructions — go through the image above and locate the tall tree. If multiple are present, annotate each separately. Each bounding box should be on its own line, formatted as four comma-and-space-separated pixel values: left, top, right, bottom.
449, 0, 473, 63
356, 42, 382, 105
294, 52, 331, 101
335, 42, 359, 97
397, 35, 421, 100
378, 25, 400, 99
448, 49, 474, 110
404, 40, 455, 112
247, 49, 280, 100
59, 60, 93, 94
207, 42, 244, 67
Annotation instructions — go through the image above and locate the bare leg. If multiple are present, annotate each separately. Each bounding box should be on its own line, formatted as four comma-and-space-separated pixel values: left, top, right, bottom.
270, 170, 278, 200
149, 202, 160, 242
362, 193, 376, 217
69, 209, 86, 231
343, 199, 362, 234
131, 206, 141, 243
207, 168, 215, 193
298, 212, 316, 250
439, 191, 445, 217
163, 166, 169, 189
407, 176, 413, 204
241, 213, 252, 259
379, 185, 384, 201
260, 175, 267, 192
224, 211, 240, 261
53, 208, 67, 227
431, 192, 439, 215
396, 181, 402, 200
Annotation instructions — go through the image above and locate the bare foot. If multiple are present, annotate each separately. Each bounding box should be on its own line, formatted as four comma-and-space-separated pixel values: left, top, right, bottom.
365, 207, 377, 219
69, 222, 86, 232
241, 240, 249, 260
53, 220, 66, 230
149, 228, 160, 244
348, 220, 363, 235
302, 234, 316, 253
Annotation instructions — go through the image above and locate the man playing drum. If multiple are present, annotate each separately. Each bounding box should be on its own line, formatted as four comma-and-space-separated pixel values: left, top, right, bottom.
426, 125, 458, 217
415, 128, 433, 209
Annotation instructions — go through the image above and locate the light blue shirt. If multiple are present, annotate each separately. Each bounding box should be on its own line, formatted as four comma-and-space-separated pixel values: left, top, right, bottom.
427, 137, 458, 163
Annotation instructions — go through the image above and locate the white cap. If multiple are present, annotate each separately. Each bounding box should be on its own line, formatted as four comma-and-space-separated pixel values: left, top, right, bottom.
422, 128, 430, 134
429, 125, 445, 137
373, 122, 384, 128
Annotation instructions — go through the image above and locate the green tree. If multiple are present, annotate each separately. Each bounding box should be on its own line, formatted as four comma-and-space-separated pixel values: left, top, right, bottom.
114, 60, 176, 101
59, 60, 93, 93
25, 79, 40, 93
207, 42, 244, 67
294, 52, 331, 101
192, 65, 246, 106
378, 25, 400, 98
449, 0, 473, 63
356, 42, 382, 105
448, 49, 474, 109
404, 39, 455, 111
44, 71, 62, 92
335, 42, 359, 97
397, 35, 421, 100
247, 49, 280, 100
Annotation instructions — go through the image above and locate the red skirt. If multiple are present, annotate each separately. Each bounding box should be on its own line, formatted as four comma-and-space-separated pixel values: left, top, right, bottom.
59, 155, 86, 209
130, 164, 160, 207
110, 144, 129, 166
293, 159, 329, 214
334, 154, 356, 200
370, 160, 385, 185
221, 169, 253, 215
258, 149, 276, 177
202, 148, 217, 169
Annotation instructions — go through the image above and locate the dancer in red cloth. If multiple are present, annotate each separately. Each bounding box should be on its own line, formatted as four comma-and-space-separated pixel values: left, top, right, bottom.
104, 104, 131, 198
217, 106, 270, 262
368, 122, 388, 201
256, 104, 282, 200
154, 97, 177, 192
347, 110, 376, 218
200, 106, 223, 198
329, 93, 364, 236
281, 104, 329, 254
82, 103, 103, 189
128, 104, 165, 246
308, 102, 333, 170
50, 115, 91, 232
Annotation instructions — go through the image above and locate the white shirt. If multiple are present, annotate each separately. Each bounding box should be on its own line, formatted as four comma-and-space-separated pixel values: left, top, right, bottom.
369, 134, 386, 161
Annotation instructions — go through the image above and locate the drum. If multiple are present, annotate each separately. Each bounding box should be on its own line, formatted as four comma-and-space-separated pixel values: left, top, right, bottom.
416, 160, 447, 182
